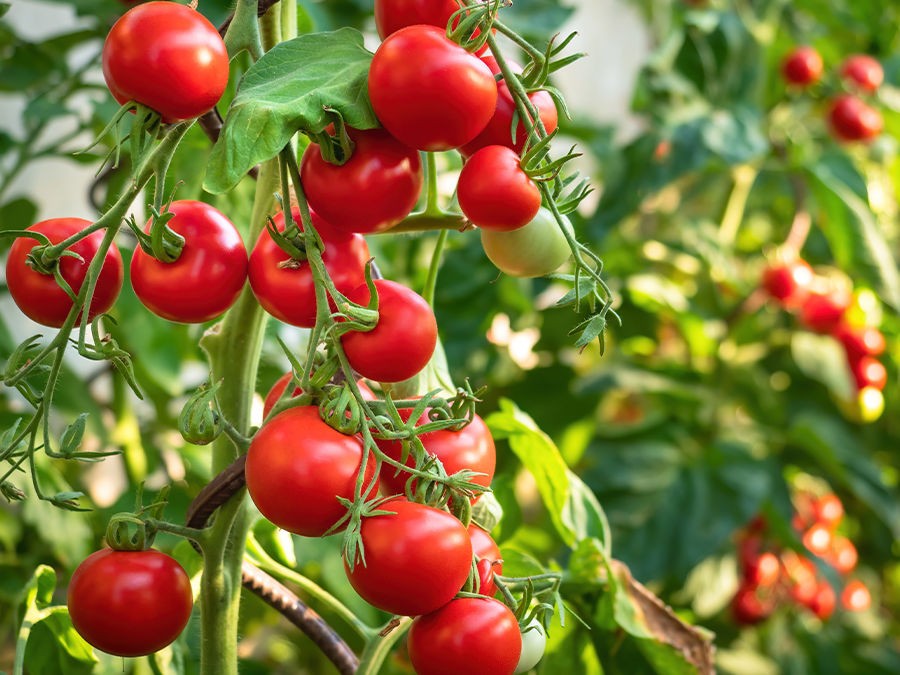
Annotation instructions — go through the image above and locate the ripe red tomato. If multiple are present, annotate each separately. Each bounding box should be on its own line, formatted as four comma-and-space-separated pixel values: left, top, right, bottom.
828, 95, 883, 143
262, 372, 376, 419
408, 597, 522, 675
805, 580, 836, 620
730, 583, 773, 625
6, 218, 123, 328
480, 207, 572, 278
68, 548, 192, 657
468, 523, 502, 564
344, 498, 472, 615
812, 493, 844, 529
781, 46, 823, 87
802, 522, 833, 557
375, 0, 464, 39
799, 288, 851, 333
783, 552, 818, 605
457, 146, 541, 231
743, 551, 781, 587
841, 54, 883, 92
379, 411, 495, 498
475, 558, 497, 596
826, 535, 858, 575
248, 208, 369, 328
102, 2, 229, 122
130, 201, 247, 323
245, 406, 378, 537
761, 259, 813, 308
460, 55, 559, 156
340, 280, 437, 383
835, 323, 886, 359
301, 128, 423, 234
848, 354, 887, 391
368, 25, 497, 151
841, 580, 871, 612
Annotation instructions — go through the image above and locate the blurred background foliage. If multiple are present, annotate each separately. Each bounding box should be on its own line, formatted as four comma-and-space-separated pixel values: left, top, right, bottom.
1, 0, 898, 673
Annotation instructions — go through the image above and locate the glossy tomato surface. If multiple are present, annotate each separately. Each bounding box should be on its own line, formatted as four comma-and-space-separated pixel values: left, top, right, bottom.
345, 498, 472, 616
761, 259, 813, 308
460, 55, 559, 156
458, 146, 541, 231
781, 46, 823, 86
262, 372, 376, 419
480, 207, 571, 278
130, 200, 247, 323
828, 95, 883, 143
368, 25, 497, 151
245, 406, 377, 536
301, 128, 422, 234
68, 548, 193, 657
375, 0, 464, 38
102, 2, 229, 122
841, 54, 883, 92
341, 279, 437, 383
6, 218, 123, 328
408, 597, 522, 675
248, 208, 369, 327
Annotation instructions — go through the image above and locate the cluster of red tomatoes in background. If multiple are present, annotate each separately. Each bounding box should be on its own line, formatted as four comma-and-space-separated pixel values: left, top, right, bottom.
781, 46, 884, 143
732, 492, 872, 626
762, 257, 888, 421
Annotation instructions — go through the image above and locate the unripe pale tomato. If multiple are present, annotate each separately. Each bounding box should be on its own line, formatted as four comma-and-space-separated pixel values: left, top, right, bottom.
480, 207, 572, 278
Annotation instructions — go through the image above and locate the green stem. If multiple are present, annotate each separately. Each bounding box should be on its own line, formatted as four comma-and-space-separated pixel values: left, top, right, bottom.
355, 617, 413, 675
382, 212, 467, 234
718, 164, 758, 246
422, 229, 449, 306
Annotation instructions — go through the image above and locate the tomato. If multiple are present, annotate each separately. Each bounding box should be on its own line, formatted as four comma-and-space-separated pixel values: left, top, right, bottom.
812, 493, 844, 529
457, 146, 541, 231
130, 201, 246, 323
340, 280, 437, 383
826, 535, 858, 575
799, 287, 851, 333
102, 2, 229, 122
6, 218, 123, 328
375, 0, 463, 38
344, 498, 472, 616
469, 523, 502, 565
743, 551, 781, 587
802, 522, 833, 557
300, 128, 423, 234
805, 580, 836, 620
480, 207, 572, 278
378, 411, 495, 498
460, 56, 559, 157
828, 95, 883, 143
262, 372, 376, 419
476, 558, 497, 596
841, 54, 883, 92
841, 580, 871, 612
761, 259, 813, 308
730, 583, 773, 625
835, 385, 884, 424
245, 406, 377, 537
248, 208, 369, 328
408, 597, 522, 675
67, 548, 192, 657
780, 46, 823, 87
835, 323, 886, 359
848, 354, 887, 391
368, 25, 497, 151
514, 619, 547, 674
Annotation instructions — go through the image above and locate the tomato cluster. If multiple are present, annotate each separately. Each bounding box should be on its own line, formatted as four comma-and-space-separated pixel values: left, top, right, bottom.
731, 493, 872, 626
761, 258, 888, 422
780, 46, 884, 143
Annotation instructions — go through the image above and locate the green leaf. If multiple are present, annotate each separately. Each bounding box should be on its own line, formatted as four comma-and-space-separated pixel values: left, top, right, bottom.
23, 611, 96, 675
790, 331, 854, 400
0, 197, 38, 254
205, 28, 377, 194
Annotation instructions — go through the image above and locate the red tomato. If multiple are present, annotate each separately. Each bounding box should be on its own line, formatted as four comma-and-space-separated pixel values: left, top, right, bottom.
781, 46, 823, 87
460, 55, 559, 156
802, 522, 833, 557
6, 218, 123, 328
835, 323, 886, 359
340, 280, 437, 383
262, 372, 376, 419
841, 580, 871, 612
841, 54, 883, 92
806, 581, 836, 620
848, 354, 887, 391
743, 551, 781, 587
368, 25, 497, 151
475, 558, 497, 596
102, 2, 229, 122
799, 288, 851, 333
248, 208, 369, 328
245, 406, 378, 537
761, 259, 813, 308
730, 583, 773, 625
812, 493, 844, 529
344, 498, 472, 615
301, 128, 422, 234
828, 95, 883, 143
68, 548, 192, 657
826, 535, 858, 575
130, 201, 247, 323
375, 0, 465, 39
468, 523, 502, 564
783, 552, 818, 605
408, 597, 522, 675
379, 411, 495, 498
457, 146, 541, 231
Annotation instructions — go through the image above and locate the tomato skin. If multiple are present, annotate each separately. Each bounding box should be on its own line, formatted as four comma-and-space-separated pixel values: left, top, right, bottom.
102, 2, 229, 122
743, 551, 781, 587
826, 535, 858, 575
812, 493, 844, 529
67, 548, 192, 657
841, 54, 883, 92
375, 0, 464, 39
341, 280, 438, 383
245, 406, 377, 537
730, 583, 773, 625
841, 580, 871, 612
515, 619, 547, 674
458, 146, 541, 231
345, 498, 472, 616
130, 201, 246, 323
262, 372, 376, 419
781, 46, 823, 87
799, 288, 851, 333
805, 580, 836, 620
848, 354, 887, 391
379, 411, 495, 498
6, 218, 123, 328
480, 207, 572, 278
301, 128, 423, 234
460, 56, 559, 156
248, 208, 369, 328
828, 95, 883, 143
368, 25, 497, 151
761, 259, 813, 308
835, 323, 886, 359
408, 597, 522, 675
